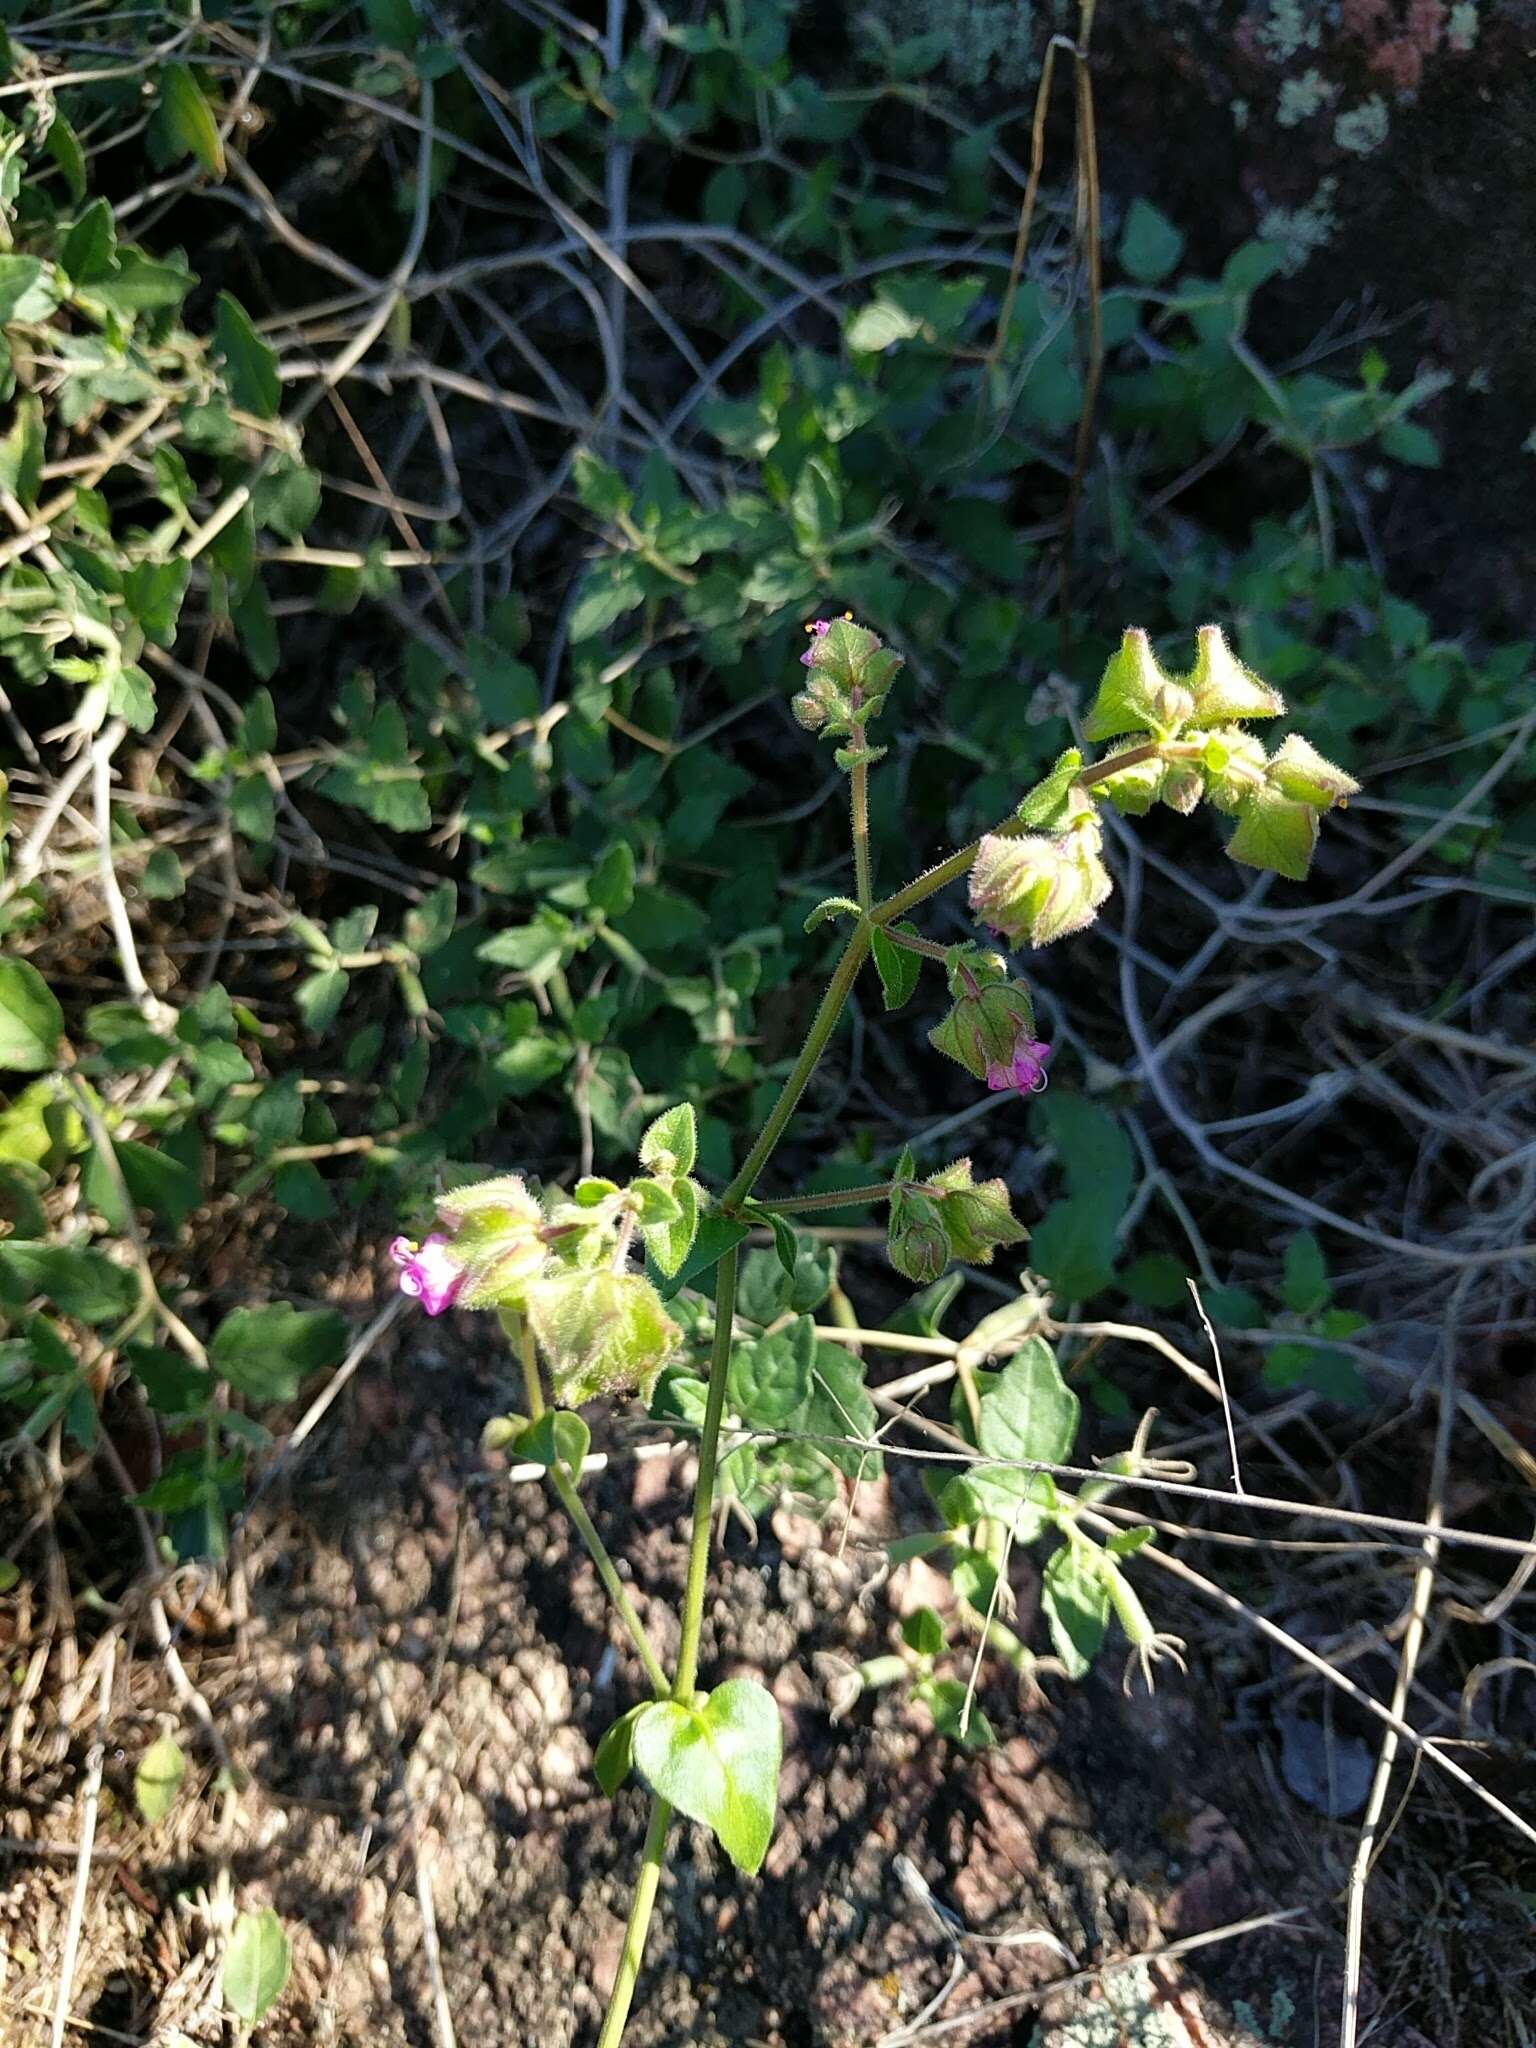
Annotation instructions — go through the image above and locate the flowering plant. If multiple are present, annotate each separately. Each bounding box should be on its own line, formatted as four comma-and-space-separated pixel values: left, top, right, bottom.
388, 618, 1355, 2044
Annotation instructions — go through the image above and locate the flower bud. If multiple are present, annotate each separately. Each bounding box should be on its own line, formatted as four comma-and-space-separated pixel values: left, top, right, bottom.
888, 1185, 950, 1284
1150, 681, 1195, 731
790, 613, 904, 740
930, 1158, 1029, 1266
1196, 727, 1268, 815
434, 1172, 548, 1308
523, 1268, 680, 1406
928, 973, 1037, 1082
985, 1037, 1051, 1097
968, 800, 1111, 948
1158, 761, 1204, 815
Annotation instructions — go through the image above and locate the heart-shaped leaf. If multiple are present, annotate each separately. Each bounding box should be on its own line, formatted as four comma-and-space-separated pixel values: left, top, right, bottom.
632, 1677, 781, 1875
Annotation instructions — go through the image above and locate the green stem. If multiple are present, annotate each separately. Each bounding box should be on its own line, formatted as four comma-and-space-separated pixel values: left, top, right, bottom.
870, 741, 1201, 929
672, 1244, 739, 1701
594, 1795, 673, 2048
592, 1253, 739, 2048
748, 1181, 897, 1215
722, 926, 871, 1205
878, 926, 952, 961
850, 726, 872, 912
511, 1314, 670, 1699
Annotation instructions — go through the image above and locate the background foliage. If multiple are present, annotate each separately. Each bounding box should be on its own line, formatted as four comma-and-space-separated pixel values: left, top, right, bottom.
2, 4, 1534, 2036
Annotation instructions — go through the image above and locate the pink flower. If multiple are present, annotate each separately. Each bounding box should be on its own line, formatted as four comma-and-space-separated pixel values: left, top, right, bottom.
984, 1037, 1052, 1098
390, 1233, 465, 1316
800, 619, 832, 666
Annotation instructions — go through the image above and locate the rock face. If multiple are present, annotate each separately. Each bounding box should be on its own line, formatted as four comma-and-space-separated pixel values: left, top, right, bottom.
866, 0, 1536, 628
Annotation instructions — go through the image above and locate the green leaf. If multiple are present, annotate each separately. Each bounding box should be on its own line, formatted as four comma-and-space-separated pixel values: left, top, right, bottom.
61, 199, 115, 283
654, 1212, 748, 1301
214, 293, 280, 418
1042, 1542, 1110, 1679
764, 1213, 799, 1283
1281, 1230, 1330, 1315
514, 1409, 592, 1473
0, 1243, 136, 1324
846, 296, 926, 352
0, 394, 44, 506
84, 1138, 199, 1231
222, 1908, 291, 2024
123, 559, 191, 647
642, 1176, 699, 1280
628, 1178, 681, 1228
251, 456, 321, 541
1119, 1254, 1189, 1309
977, 1337, 1079, 1471
1227, 784, 1319, 881
157, 62, 226, 177
129, 1342, 210, 1416
571, 447, 632, 520
632, 1678, 781, 1875
870, 923, 922, 1011
902, 1605, 946, 1659
1119, 198, 1184, 284
209, 1303, 347, 1403
364, 0, 421, 51
1200, 1283, 1263, 1330
803, 1342, 879, 1478
90, 249, 194, 317
44, 109, 87, 202
0, 960, 65, 1072
0, 255, 58, 325
135, 1733, 186, 1822
729, 1315, 814, 1427
640, 1102, 697, 1176
915, 1675, 995, 1749
1016, 749, 1084, 828
296, 969, 348, 1034
141, 847, 185, 900
594, 1703, 646, 1797
588, 841, 636, 920
803, 894, 862, 934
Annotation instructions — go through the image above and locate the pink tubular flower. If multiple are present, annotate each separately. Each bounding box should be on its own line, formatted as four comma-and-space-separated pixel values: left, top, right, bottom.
390, 1233, 465, 1316
984, 1037, 1052, 1098
800, 619, 832, 666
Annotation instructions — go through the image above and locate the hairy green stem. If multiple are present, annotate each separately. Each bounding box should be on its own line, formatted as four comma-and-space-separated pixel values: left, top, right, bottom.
723, 927, 871, 1205
594, 1795, 673, 2048
850, 727, 872, 912
511, 1314, 670, 1698
672, 1244, 739, 1701
749, 1181, 897, 1215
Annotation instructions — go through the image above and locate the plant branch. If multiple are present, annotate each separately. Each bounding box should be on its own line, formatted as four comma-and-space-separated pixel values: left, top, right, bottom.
511, 1315, 670, 1698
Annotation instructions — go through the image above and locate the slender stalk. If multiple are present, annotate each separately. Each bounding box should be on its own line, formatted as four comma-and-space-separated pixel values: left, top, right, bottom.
722, 927, 871, 1205
876, 925, 951, 961
671, 1245, 739, 1700
871, 741, 1199, 929
849, 728, 873, 912
594, 1795, 673, 2048
749, 1181, 898, 1215
511, 1314, 671, 1698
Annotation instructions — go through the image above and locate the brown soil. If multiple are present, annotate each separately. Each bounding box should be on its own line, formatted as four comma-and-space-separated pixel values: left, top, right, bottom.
0, 1313, 1457, 2048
